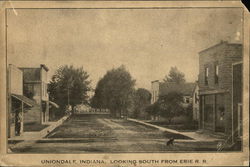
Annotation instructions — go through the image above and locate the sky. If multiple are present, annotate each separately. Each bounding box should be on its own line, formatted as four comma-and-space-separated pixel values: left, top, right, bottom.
7, 8, 242, 90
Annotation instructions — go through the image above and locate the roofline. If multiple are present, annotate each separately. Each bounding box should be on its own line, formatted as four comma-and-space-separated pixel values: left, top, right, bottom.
232, 61, 243, 66
19, 64, 49, 71
40, 64, 49, 71
199, 40, 242, 55
151, 80, 160, 83
161, 82, 196, 85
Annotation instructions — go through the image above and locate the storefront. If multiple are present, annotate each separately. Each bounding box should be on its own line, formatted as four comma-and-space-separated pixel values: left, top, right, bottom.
199, 91, 228, 134
9, 94, 36, 138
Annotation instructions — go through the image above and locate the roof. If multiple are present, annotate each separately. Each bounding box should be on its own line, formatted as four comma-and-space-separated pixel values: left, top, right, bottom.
159, 82, 196, 96
40, 64, 49, 71
199, 40, 242, 55
11, 94, 38, 107
19, 64, 49, 72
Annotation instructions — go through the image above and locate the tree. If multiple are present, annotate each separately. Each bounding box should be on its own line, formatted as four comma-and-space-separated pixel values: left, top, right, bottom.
91, 65, 135, 118
48, 65, 91, 111
164, 66, 186, 84
145, 102, 160, 120
158, 91, 184, 124
132, 88, 151, 119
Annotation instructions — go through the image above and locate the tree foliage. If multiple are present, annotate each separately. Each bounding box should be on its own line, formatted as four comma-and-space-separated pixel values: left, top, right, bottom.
48, 65, 91, 110
145, 102, 160, 120
145, 91, 184, 122
132, 88, 151, 119
164, 66, 186, 84
158, 92, 184, 123
91, 65, 135, 118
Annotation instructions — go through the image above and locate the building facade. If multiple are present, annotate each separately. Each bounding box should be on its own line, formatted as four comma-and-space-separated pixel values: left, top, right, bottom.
7, 64, 36, 138
151, 80, 160, 104
151, 80, 195, 105
20, 64, 50, 125
198, 41, 242, 141
192, 83, 199, 121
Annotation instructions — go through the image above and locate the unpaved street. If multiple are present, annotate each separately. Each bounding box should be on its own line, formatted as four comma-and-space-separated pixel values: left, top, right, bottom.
11, 114, 219, 153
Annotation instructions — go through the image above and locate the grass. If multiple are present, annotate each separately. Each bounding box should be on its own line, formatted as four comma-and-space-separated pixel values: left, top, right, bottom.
147, 118, 198, 132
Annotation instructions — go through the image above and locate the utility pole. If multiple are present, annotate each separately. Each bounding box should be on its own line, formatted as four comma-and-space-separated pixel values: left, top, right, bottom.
67, 85, 70, 105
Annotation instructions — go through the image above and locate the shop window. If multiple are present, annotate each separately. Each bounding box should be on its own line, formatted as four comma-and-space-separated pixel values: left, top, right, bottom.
204, 95, 214, 123
215, 94, 225, 132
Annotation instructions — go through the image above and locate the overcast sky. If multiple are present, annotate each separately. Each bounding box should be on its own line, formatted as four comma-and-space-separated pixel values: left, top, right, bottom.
7, 8, 242, 90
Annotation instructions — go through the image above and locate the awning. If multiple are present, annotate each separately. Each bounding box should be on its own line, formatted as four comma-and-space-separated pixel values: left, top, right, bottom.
11, 94, 38, 107
199, 89, 229, 95
49, 101, 59, 108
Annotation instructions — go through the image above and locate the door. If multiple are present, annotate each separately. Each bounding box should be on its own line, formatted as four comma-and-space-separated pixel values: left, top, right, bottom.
215, 94, 225, 133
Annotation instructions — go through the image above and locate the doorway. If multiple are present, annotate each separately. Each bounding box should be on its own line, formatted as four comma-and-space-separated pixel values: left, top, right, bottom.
215, 94, 225, 133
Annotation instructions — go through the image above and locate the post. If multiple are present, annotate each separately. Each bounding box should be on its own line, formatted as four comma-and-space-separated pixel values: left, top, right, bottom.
67, 86, 70, 105
213, 94, 216, 131
21, 101, 24, 133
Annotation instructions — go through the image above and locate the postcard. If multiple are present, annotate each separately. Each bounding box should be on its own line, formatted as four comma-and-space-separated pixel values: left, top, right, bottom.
0, 0, 249, 166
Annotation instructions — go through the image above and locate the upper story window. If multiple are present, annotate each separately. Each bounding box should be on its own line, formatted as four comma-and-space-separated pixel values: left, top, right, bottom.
215, 65, 219, 84
205, 67, 209, 85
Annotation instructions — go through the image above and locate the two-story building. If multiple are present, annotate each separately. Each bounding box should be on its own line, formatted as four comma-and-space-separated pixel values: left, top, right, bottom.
151, 80, 195, 106
198, 41, 242, 142
20, 64, 50, 125
7, 64, 37, 137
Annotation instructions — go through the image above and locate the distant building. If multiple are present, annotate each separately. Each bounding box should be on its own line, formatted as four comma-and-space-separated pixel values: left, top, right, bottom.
192, 82, 199, 121
151, 80, 160, 104
20, 64, 50, 124
7, 64, 36, 138
151, 80, 195, 105
198, 41, 242, 141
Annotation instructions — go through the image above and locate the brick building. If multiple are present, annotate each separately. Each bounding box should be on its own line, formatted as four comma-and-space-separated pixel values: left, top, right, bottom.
198, 41, 242, 141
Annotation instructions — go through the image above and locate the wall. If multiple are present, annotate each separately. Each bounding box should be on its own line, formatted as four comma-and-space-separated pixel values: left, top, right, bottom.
199, 42, 226, 91
41, 68, 49, 101
24, 83, 41, 104
151, 81, 160, 104
21, 68, 41, 82
8, 65, 24, 137
198, 42, 242, 135
9, 64, 23, 95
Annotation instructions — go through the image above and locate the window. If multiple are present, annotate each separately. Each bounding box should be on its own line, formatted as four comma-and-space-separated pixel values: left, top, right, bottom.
205, 67, 209, 85
215, 65, 219, 84
204, 95, 214, 122
186, 97, 190, 103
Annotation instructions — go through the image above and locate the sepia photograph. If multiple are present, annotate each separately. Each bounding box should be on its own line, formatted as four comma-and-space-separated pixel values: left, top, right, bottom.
0, 0, 249, 166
